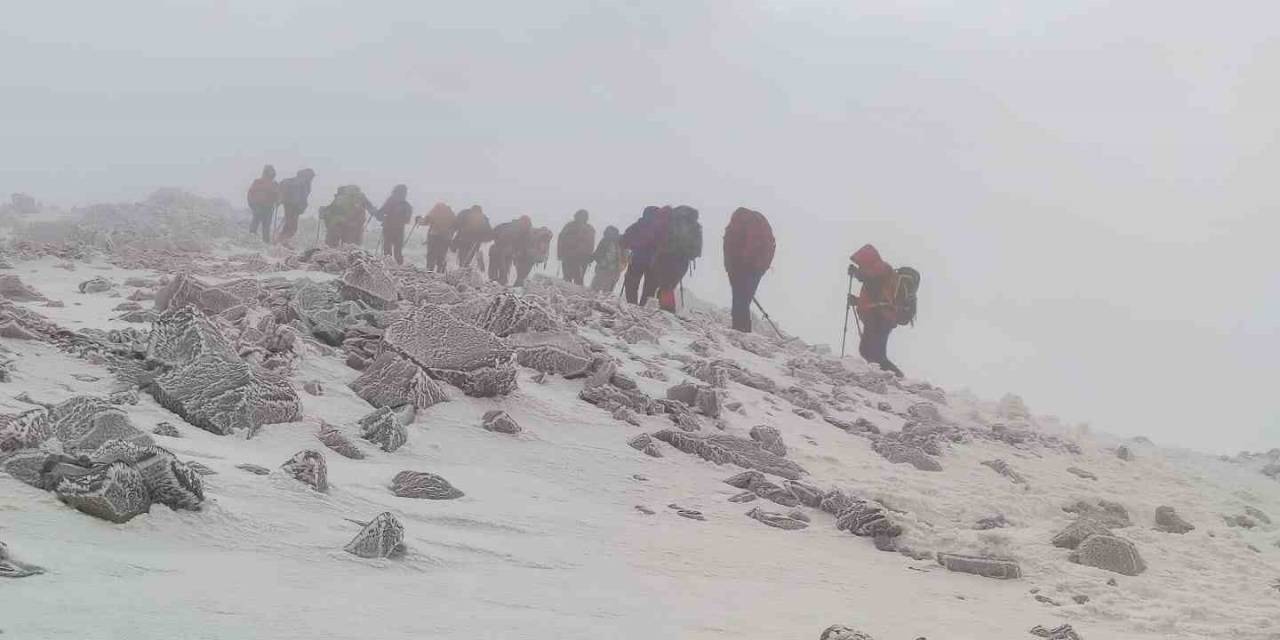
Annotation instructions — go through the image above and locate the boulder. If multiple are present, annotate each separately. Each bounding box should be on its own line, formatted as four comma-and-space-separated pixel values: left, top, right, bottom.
376, 304, 516, 397
0, 408, 50, 453
54, 461, 151, 523
872, 441, 942, 472
628, 433, 663, 458
746, 507, 808, 530
0, 275, 46, 302
85, 440, 204, 511
1063, 499, 1131, 528
481, 410, 522, 435
653, 429, 807, 480
1154, 506, 1194, 534
349, 352, 449, 410
458, 291, 558, 337
154, 273, 246, 315
935, 552, 1022, 580
316, 422, 365, 460
48, 396, 153, 454
281, 450, 328, 492
344, 512, 405, 559
390, 471, 463, 500
78, 277, 115, 294
506, 331, 593, 376
819, 626, 875, 640
357, 407, 408, 453
1052, 518, 1114, 550
1069, 534, 1146, 576
1116, 445, 1133, 461
338, 253, 398, 309
749, 425, 787, 457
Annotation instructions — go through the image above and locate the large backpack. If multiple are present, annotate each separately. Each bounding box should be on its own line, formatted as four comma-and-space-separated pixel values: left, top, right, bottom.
666, 209, 702, 261
725, 208, 775, 272
891, 267, 921, 326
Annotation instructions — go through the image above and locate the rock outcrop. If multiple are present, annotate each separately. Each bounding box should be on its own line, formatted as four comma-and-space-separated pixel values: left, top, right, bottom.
653, 429, 807, 480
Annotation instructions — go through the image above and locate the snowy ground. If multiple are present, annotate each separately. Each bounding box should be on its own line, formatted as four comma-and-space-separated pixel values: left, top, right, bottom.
2, 239, 1279, 640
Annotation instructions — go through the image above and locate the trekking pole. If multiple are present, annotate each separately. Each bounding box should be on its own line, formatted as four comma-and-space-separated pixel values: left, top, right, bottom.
840, 273, 854, 357
404, 220, 420, 246
752, 297, 786, 339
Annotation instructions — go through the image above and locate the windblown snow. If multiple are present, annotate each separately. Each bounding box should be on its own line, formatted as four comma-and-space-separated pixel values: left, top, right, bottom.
0, 191, 1278, 640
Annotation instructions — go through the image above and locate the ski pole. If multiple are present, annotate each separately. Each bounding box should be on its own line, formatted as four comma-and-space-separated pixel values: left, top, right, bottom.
752, 297, 785, 339
840, 273, 853, 357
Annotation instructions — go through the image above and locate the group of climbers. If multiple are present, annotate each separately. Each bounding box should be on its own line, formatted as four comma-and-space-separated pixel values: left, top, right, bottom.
246, 167, 916, 378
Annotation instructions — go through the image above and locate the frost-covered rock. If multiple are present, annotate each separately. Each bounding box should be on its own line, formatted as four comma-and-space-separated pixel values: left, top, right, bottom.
86, 440, 204, 511
349, 352, 449, 410
390, 471, 463, 500
746, 507, 808, 530
78, 276, 115, 294
344, 512, 405, 559
358, 407, 408, 452
48, 396, 152, 454
154, 273, 247, 315
1066, 467, 1097, 481
872, 440, 942, 472
0, 408, 50, 453
981, 458, 1027, 484
1063, 499, 1131, 528
481, 410, 522, 435
628, 433, 662, 457
460, 292, 558, 337
749, 425, 787, 457
0, 540, 44, 578
935, 552, 1022, 580
338, 252, 398, 309
1052, 518, 1114, 550
0, 275, 47, 301
281, 450, 328, 492
1154, 506, 1194, 534
316, 422, 365, 460
377, 304, 516, 397
653, 429, 806, 480
819, 625, 875, 640
1069, 534, 1146, 576
507, 331, 593, 376
54, 461, 151, 523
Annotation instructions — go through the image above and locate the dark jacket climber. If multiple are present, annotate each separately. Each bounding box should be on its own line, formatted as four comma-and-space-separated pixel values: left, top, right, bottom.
621, 206, 663, 304
276, 168, 315, 245
516, 227, 553, 287
246, 165, 279, 243
489, 215, 533, 285
419, 202, 457, 273
645, 205, 700, 312
723, 207, 775, 332
589, 226, 625, 294
452, 205, 493, 269
556, 209, 596, 286
320, 186, 376, 248
848, 244, 904, 378
377, 185, 413, 265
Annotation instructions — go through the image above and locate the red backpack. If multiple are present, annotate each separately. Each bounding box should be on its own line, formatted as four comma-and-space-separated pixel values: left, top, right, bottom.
724, 208, 775, 273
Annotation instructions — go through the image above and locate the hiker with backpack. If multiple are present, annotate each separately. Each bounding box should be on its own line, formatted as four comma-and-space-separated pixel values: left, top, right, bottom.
620, 206, 664, 304
488, 215, 533, 285
246, 165, 280, 244
376, 184, 413, 265
847, 244, 918, 378
556, 209, 596, 286
644, 205, 701, 312
276, 168, 315, 246
419, 202, 457, 273
320, 186, 376, 248
723, 207, 776, 332
589, 225, 625, 294
452, 205, 493, 270
515, 226, 553, 287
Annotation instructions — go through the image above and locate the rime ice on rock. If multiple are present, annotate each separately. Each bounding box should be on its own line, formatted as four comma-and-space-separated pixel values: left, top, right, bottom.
819, 625, 875, 640
281, 450, 328, 492
872, 440, 942, 472
460, 292, 558, 337
0, 540, 44, 578
1062, 499, 1131, 528
481, 410, 522, 435
316, 422, 366, 459
349, 352, 449, 410
1154, 506, 1194, 534
982, 458, 1027, 484
628, 433, 663, 457
86, 440, 204, 511
506, 331, 593, 376
390, 471, 464, 500
54, 461, 151, 523
1069, 534, 1146, 576
154, 273, 248, 315
746, 507, 809, 530
1052, 518, 1114, 550
344, 512, 405, 559
653, 429, 806, 480
935, 552, 1023, 579
375, 304, 516, 397
665, 382, 721, 418
339, 253, 398, 309
0, 408, 50, 452
1030, 625, 1083, 640
749, 425, 787, 457
143, 308, 301, 437
357, 407, 408, 453
0, 275, 47, 301
48, 396, 153, 453
78, 276, 115, 294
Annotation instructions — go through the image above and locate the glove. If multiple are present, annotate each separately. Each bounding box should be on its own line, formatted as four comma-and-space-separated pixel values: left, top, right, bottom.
847, 294, 858, 309
848, 264, 859, 277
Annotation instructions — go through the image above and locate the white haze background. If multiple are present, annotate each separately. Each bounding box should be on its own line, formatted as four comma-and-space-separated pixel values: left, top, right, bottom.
1, 1, 1276, 453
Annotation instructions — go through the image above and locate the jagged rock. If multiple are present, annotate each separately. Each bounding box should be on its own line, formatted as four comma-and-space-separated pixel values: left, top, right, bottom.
78, 277, 115, 294
316, 422, 365, 460
729, 491, 758, 503
1116, 445, 1133, 461
1030, 624, 1083, 640
824, 416, 880, 436
118, 310, 157, 323
345, 354, 369, 370
236, 463, 271, 475
1154, 506, 1194, 534
458, 292, 558, 337
1066, 467, 1097, 481
872, 440, 942, 472
349, 352, 449, 410
580, 383, 655, 415
628, 433, 662, 457
0, 275, 46, 301
785, 480, 825, 508
1063, 499, 1131, 528
834, 499, 901, 538
0, 408, 50, 453
621, 325, 658, 344
152, 422, 181, 438
1069, 534, 1146, 576
819, 626, 874, 640
390, 471, 463, 500
507, 331, 593, 376
976, 514, 1010, 530
725, 470, 766, 489
48, 396, 153, 454
665, 382, 721, 418
481, 410, 522, 435
788, 509, 811, 523
936, 552, 1022, 580
982, 458, 1027, 484
749, 425, 787, 457
0, 320, 40, 340
114, 301, 143, 312
635, 505, 655, 515
281, 450, 328, 492
747, 507, 808, 530
144, 308, 301, 437
377, 304, 516, 397
338, 253, 398, 309
54, 461, 151, 523
303, 381, 324, 396
358, 407, 408, 452
108, 390, 139, 406
653, 429, 806, 480
86, 440, 204, 511
1052, 518, 1114, 550
154, 273, 246, 315
186, 461, 216, 476
344, 512, 405, 559
907, 402, 942, 423
0, 540, 44, 578
676, 509, 705, 521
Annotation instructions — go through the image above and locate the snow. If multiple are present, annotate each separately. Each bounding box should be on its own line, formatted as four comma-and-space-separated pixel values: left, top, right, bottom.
1, 237, 1278, 640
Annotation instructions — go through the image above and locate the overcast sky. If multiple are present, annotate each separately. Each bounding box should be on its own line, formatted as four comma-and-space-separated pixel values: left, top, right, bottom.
1, 1, 1276, 453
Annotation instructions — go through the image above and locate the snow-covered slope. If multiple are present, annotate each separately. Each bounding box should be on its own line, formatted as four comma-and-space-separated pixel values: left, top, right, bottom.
1, 230, 1278, 640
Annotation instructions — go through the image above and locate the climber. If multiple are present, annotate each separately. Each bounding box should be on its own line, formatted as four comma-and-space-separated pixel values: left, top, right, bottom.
556, 209, 596, 286
320, 186, 375, 248
621, 206, 664, 304
275, 168, 315, 246
848, 244, 904, 378
589, 225, 625, 294
723, 207, 776, 332
452, 205, 493, 269
515, 226, 553, 287
488, 215, 532, 285
246, 164, 279, 244
419, 202, 457, 273
645, 205, 701, 312
376, 184, 413, 265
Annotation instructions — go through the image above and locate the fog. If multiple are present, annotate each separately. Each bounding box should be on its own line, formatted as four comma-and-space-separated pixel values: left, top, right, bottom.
2, 1, 1276, 453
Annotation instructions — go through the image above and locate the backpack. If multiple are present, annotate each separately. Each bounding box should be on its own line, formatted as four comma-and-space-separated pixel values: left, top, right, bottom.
725, 208, 775, 273
891, 267, 921, 326
666, 209, 702, 261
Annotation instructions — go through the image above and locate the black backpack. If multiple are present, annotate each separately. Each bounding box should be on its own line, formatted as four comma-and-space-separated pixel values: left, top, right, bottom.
892, 267, 921, 326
